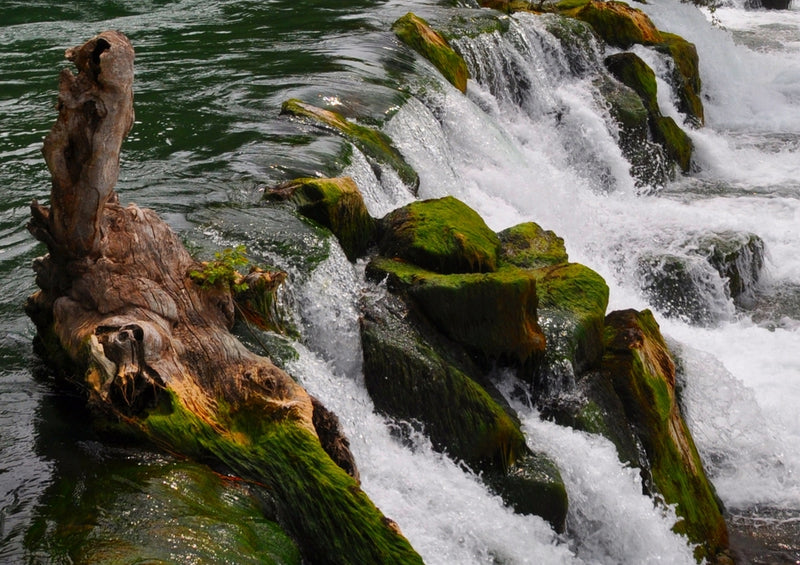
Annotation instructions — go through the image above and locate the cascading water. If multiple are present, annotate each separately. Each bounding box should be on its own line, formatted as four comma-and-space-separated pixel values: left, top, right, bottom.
1, 0, 799, 562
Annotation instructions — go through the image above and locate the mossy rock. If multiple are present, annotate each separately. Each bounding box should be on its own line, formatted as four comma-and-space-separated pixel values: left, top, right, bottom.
652, 115, 693, 173
143, 393, 423, 565
530, 263, 609, 390
360, 292, 568, 531
655, 32, 704, 127
280, 99, 419, 191
360, 293, 525, 470
266, 177, 377, 261
595, 75, 670, 190
602, 309, 729, 560
605, 52, 693, 173
392, 13, 470, 94
498, 222, 569, 270
605, 52, 659, 115
561, 0, 663, 49
378, 196, 501, 275
25, 455, 302, 565
368, 258, 546, 365
486, 452, 569, 532
234, 268, 296, 337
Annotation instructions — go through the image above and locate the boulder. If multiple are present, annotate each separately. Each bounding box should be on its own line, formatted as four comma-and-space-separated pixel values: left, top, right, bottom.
266, 177, 376, 261
558, 0, 663, 49
655, 32, 704, 127
498, 221, 569, 270
392, 13, 470, 93
280, 99, 419, 191
605, 52, 694, 173
367, 258, 546, 365
378, 196, 501, 274
602, 309, 729, 560
361, 292, 568, 531
529, 263, 609, 399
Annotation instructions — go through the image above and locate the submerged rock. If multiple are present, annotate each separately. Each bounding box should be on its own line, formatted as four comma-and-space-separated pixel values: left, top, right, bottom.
393, 13, 470, 93
266, 177, 377, 261
602, 309, 729, 560
280, 99, 419, 191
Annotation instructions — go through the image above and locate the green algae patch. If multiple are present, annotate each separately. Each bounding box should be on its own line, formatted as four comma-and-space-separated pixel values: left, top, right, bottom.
498, 222, 569, 270
280, 99, 419, 190
602, 309, 729, 560
656, 32, 704, 127
605, 52, 694, 173
24, 454, 301, 565
361, 294, 525, 470
530, 263, 609, 381
143, 393, 423, 565
266, 177, 377, 261
605, 52, 659, 115
368, 257, 545, 364
653, 115, 693, 173
378, 196, 501, 274
393, 13, 470, 93
562, 0, 662, 48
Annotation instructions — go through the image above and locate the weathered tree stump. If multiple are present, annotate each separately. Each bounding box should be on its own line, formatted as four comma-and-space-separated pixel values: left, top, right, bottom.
27, 31, 421, 564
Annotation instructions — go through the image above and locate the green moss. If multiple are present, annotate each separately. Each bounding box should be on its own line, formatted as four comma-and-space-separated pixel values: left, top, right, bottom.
498, 222, 569, 270
144, 393, 423, 565
361, 297, 525, 470
656, 32, 704, 127
605, 52, 659, 115
653, 115, 693, 173
368, 258, 545, 364
378, 196, 501, 274
605, 52, 693, 173
602, 309, 728, 559
392, 13, 470, 93
266, 177, 377, 261
281, 99, 419, 190
564, 0, 663, 48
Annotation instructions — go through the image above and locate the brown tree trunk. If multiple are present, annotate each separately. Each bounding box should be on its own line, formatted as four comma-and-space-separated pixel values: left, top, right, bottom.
26, 31, 420, 564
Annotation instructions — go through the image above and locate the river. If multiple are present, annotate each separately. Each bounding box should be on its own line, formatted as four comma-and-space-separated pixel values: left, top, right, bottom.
1, 0, 798, 563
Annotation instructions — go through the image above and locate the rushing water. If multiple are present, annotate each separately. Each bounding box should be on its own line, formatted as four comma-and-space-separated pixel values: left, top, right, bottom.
1, 0, 799, 562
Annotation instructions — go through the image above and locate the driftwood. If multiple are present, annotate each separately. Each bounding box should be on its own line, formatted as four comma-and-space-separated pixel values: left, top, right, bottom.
26, 31, 420, 564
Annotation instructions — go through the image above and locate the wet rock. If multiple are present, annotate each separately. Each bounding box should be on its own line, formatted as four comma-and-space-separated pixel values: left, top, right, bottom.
266, 177, 376, 261
280, 99, 419, 191
498, 221, 569, 270
378, 196, 501, 275
655, 32, 704, 127
393, 13, 470, 93
360, 292, 568, 531
557, 0, 663, 48
602, 309, 729, 560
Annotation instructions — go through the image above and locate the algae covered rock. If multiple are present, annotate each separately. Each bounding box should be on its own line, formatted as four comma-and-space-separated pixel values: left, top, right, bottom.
605, 52, 694, 173
378, 196, 501, 274
393, 13, 470, 93
280, 99, 419, 190
602, 309, 729, 560
559, 0, 663, 48
368, 257, 546, 365
360, 291, 568, 531
530, 262, 609, 398
266, 177, 377, 261
498, 222, 569, 270
655, 32, 704, 127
